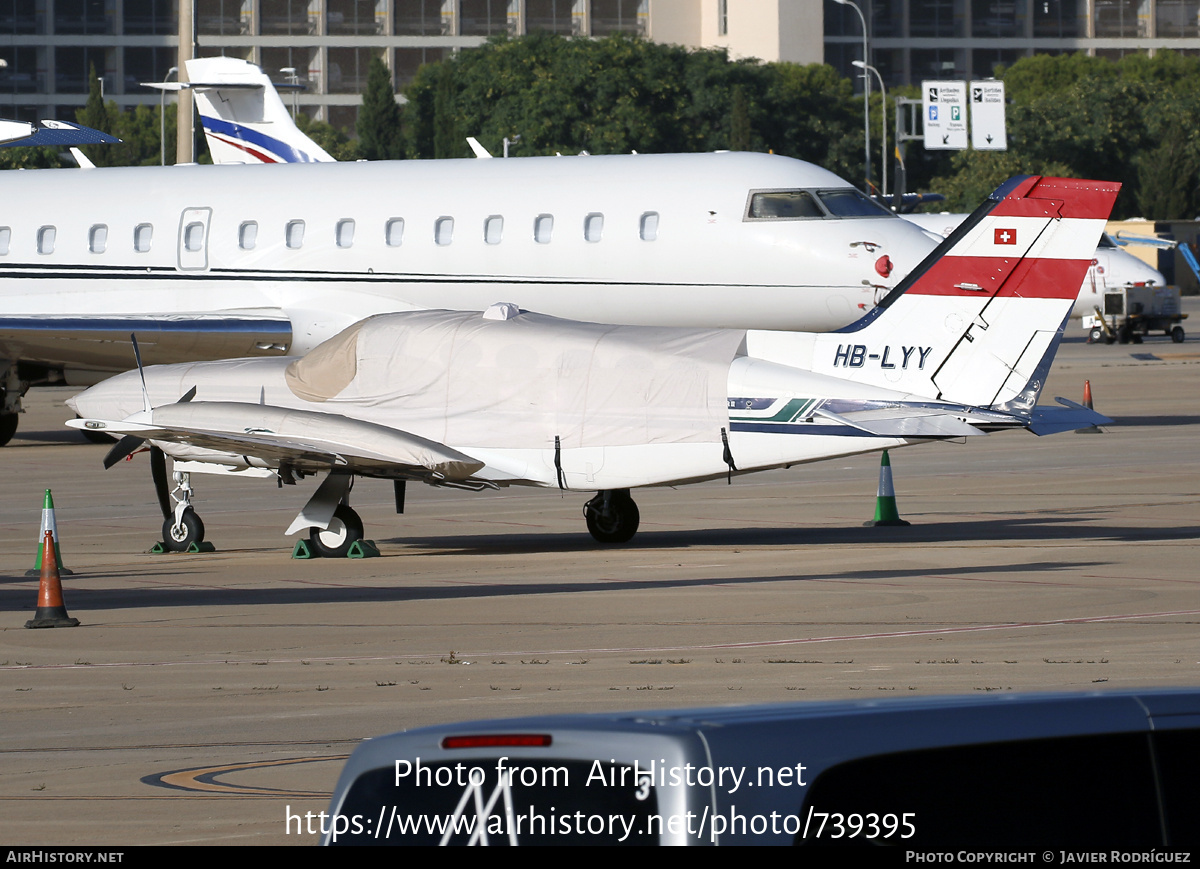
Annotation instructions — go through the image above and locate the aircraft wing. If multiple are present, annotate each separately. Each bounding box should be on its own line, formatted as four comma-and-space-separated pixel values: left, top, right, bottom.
0, 313, 292, 370
68, 401, 485, 481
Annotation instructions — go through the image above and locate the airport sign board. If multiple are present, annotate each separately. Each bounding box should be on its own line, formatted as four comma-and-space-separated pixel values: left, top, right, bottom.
970, 80, 1007, 150
923, 80, 968, 150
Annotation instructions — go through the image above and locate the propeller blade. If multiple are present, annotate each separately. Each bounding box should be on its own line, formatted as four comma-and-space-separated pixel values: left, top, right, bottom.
103, 434, 145, 470
150, 445, 171, 519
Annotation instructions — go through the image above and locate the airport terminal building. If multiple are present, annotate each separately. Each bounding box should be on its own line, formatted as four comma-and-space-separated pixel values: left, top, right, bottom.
4, 0, 1200, 128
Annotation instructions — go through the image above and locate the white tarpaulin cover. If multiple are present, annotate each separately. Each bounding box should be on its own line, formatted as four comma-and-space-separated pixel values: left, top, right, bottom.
286, 310, 745, 450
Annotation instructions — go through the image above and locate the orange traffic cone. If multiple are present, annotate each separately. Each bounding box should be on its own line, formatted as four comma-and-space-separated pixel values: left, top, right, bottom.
25, 530, 79, 629
1076, 380, 1103, 434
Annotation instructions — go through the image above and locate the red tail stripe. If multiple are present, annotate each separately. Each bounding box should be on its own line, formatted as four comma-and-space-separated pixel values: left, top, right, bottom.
911, 255, 1091, 299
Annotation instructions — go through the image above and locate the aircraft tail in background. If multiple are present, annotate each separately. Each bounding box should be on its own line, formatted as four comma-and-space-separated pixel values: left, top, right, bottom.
183, 57, 335, 165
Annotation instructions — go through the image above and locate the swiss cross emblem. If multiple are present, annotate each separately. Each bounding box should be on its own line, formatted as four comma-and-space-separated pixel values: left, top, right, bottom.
994, 228, 1017, 245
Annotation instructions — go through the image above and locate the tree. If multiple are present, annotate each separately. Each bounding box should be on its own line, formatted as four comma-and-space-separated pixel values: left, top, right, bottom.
76, 64, 120, 167
356, 57, 404, 160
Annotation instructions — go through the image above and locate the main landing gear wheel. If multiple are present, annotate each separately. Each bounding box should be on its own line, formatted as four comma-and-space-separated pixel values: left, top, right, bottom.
162, 507, 205, 552
308, 504, 364, 558
583, 489, 640, 544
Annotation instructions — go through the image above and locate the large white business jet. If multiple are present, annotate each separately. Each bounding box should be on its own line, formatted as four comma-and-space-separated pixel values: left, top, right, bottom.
0, 144, 940, 445
69, 175, 1116, 554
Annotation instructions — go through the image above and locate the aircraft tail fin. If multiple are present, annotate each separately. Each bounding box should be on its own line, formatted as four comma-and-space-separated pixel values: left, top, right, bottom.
184, 57, 335, 165
809, 176, 1121, 412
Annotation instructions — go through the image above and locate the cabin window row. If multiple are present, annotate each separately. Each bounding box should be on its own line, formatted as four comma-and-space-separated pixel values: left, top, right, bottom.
0, 211, 662, 257
0, 224, 154, 256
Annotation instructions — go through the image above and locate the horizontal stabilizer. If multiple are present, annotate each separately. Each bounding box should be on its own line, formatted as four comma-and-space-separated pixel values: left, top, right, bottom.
1026, 398, 1113, 435
814, 406, 990, 438
68, 401, 485, 481
0, 119, 121, 148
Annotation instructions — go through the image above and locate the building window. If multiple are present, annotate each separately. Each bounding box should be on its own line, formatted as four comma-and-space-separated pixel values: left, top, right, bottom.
639, 212, 659, 241
386, 218, 405, 246
89, 225, 108, 254
239, 221, 258, 250
286, 220, 305, 249
37, 226, 56, 255
435, 217, 454, 246
484, 216, 504, 245
534, 214, 554, 244
336, 219, 356, 248
584, 213, 604, 243
718, 0, 728, 35
134, 224, 153, 252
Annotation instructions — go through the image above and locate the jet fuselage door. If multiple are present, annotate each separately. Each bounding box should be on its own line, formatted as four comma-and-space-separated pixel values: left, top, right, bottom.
177, 207, 213, 271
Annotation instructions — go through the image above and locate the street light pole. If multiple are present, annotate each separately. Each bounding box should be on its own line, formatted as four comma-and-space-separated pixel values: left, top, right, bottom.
160, 66, 177, 166
854, 60, 887, 199
834, 0, 870, 193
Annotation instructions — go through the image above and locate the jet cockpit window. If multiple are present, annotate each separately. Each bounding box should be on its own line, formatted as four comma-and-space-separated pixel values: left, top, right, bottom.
584, 213, 604, 243
239, 221, 258, 250
640, 211, 659, 241
134, 224, 153, 253
37, 226, 56, 255
0, 227, 9, 255
286, 220, 305, 249
815, 188, 892, 218
745, 190, 823, 220
89, 225, 108, 254
534, 214, 554, 244
435, 217, 454, 246
1098, 234, 1118, 249
184, 222, 204, 252
336, 219, 355, 249
484, 215, 503, 245
385, 218, 404, 247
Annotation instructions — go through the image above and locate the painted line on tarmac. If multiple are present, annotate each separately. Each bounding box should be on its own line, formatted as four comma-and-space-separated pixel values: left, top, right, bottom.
143, 755, 349, 796
3, 608, 1197, 668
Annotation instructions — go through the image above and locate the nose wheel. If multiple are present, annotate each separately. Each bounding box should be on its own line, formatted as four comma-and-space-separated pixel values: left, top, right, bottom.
583, 489, 640, 544
307, 504, 364, 558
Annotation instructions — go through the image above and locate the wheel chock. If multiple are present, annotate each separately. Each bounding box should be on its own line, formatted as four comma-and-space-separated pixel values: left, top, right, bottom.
150, 541, 167, 554
150, 540, 217, 554
186, 541, 216, 553
346, 539, 380, 559
291, 539, 316, 559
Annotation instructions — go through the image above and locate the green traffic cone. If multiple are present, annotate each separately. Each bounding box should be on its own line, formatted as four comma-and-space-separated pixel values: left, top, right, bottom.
26, 489, 74, 576
866, 451, 910, 527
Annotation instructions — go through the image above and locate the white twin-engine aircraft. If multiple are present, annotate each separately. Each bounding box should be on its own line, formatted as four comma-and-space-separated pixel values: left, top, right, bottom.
68, 175, 1117, 556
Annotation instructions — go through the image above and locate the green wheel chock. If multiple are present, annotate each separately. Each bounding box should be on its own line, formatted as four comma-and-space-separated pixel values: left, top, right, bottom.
187, 541, 217, 553
150, 541, 168, 554
346, 539, 380, 559
291, 539, 316, 559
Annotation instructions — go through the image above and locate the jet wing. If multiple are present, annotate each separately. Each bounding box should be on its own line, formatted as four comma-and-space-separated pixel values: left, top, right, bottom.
0, 313, 292, 370
68, 401, 485, 481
